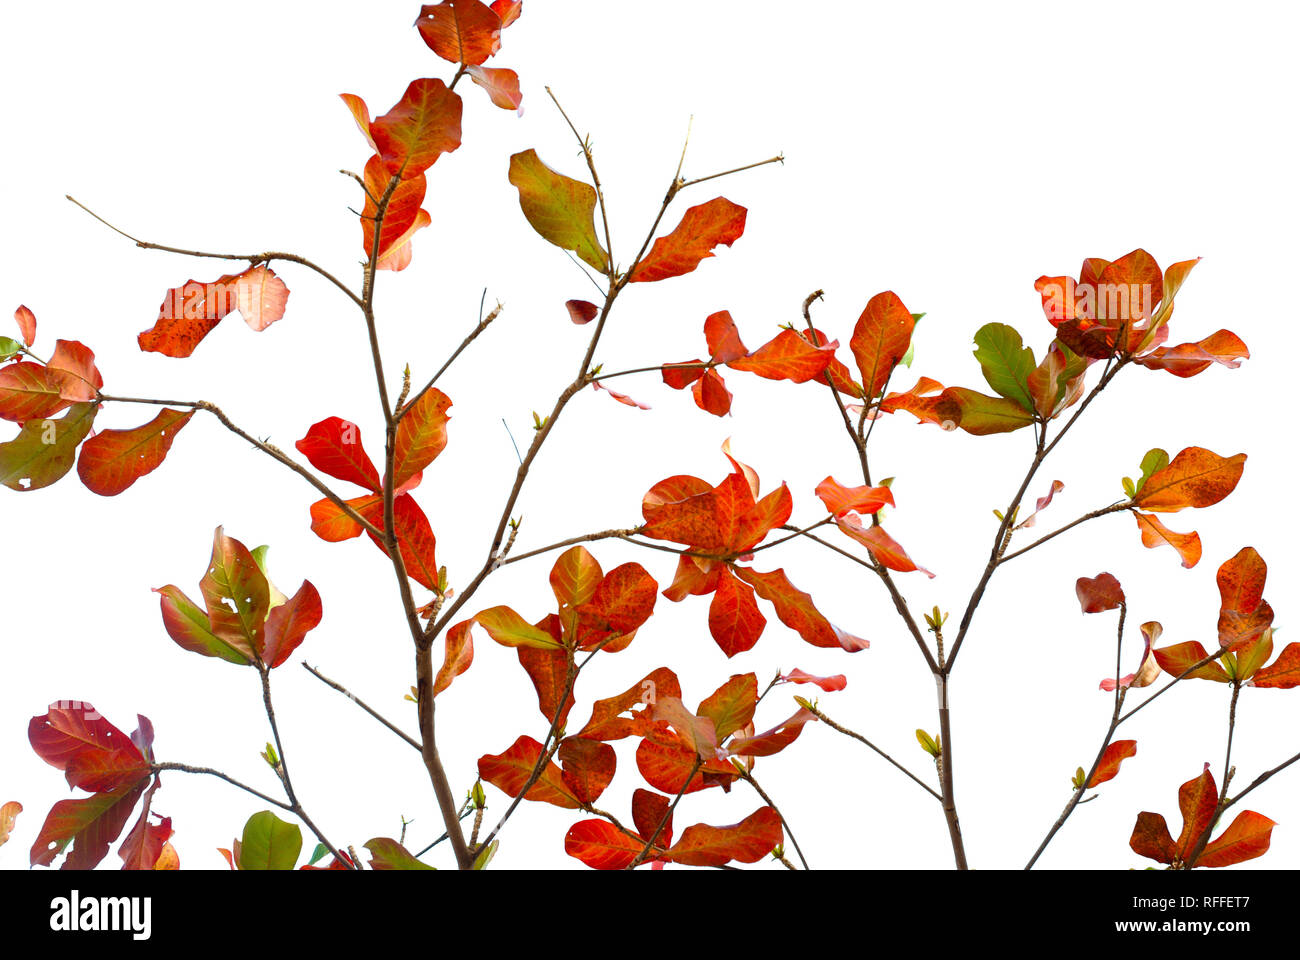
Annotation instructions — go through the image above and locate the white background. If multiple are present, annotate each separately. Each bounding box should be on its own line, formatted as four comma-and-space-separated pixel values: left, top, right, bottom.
1, 1, 1296, 872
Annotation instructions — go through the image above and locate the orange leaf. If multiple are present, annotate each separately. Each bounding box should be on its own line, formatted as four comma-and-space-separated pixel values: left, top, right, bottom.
1195, 811, 1275, 868
878, 375, 960, 429
76, 408, 194, 497
0, 361, 69, 422
1137, 329, 1249, 378
477, 735, 580, 809
14, 305, 36, 346
1152, 641, 1229, 683
394, 387, 452, 488
308, 493, 382, 542
415, 0, 502, 65
577, 668, 681, 742
836, 516, 935, 577
564, 819, 647, 870
370, 78, 463, 178
516, 636, 574, 726
360, 154, 430, 271
1215, 547, 1273, 651
692, 368, 733, 416
466, 65, 522, 112
138, 266, 289, 358
1251, 642, 1300, 689
780, 669, 847, 692
732, 566, 869, 651
728, 329, 838, 383
1087, 740, 1136, 787
707, 568, 767, 657
550, 546, 603, 608
296, 417, 382, 492
815, 476, 894, 517
261, 580, 323, 669
363, 494, 440, 591
433, 619, 474, 696
1131, 447, 1245, 513
629, 198, 747, 283
46, 340, 103, 402
704, 310, 748, 363
1133, 511, 1202, 568
850, 291, 915, 399
0, 801, 20, 848
727, 708, 817, 758
558, 738, 616, 805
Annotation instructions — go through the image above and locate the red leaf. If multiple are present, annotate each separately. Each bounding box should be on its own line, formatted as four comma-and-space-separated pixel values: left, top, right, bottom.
491, 0, 522, 28
478, 736, 580, 809
14, 305, 36, 346
119, 784, 172, 870
1076, 572, 1125, 614
1016, 479, 1065, 529
76, 408, 194, 497
565, 299, 598, 325
574, 562, 658, 651
650, 697, 719, 761
727, 329, 837, 383
559, 738, 616, 805
732, 566, 869, 651
850, 291, 915, 399
415, 0, 503, 65
1129, 812, 1178, 865
629, 198, 747, 283
138, 267, 289, 358
635, 734, 735, 795
814, 476, 894, 517
31, 781, 148, 870
564, 819, 646, 870
1087, 740, 1136, 787
692, 368, 733, 416
1196, 811, 1276, 868
29, 703, 149, 793
262, 580, 323, 668
434, 619, 475, 696
46, 340, 103, 402
780, 669, 847, 692
1133, 511, 1202, 568
661, 359, 707, 389
364, 494, 440, 591
727, 708, 817, 758
339, 93, 379, 154
707, 568, 767, 658
664, 806, 782, 867
370, 78, 463, 178
297, 418, 382, 492
360, 154, 430, 271
836, 516, 935, 577
1132, 447, 1246, 513
466, 65, 522, 112
803, 327, 863, 398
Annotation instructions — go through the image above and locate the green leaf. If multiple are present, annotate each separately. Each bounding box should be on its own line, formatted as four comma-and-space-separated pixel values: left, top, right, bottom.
900, 313, 924, 368
0, 337, 22, 361
944, 388, 1035, 435
155, 583, 253, 664
1135, 448, 1170, 496
200, 527, 271, 660
508, 149, 608, 274
972, 323, 1036, 412
473, 605, 565, 649
250, 545, 289, 611
0, 402, 96, 491
307, 842, 328, 866
238, 811, 302, 870
472, 838, 499, 870
364, 837, 436, 870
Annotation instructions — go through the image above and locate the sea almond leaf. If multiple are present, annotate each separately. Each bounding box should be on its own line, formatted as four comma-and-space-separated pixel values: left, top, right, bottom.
850, 291, 915, 399
364, 838, 436, 870
1129, 811, 1178, 865
815, 476, 894, 517
0, 402, 97, 492
1076, 572, 1125, 614
370, 78, 463, 178
564, 819, 647, 870
1152, 641, 1229, 683
550, 545, 604, 608
697, 672, 758, 741
478, 735, 580, 809
14, 305, 36, 346
0, 362, 67, 422
707, 569, 767, 658
138, 275, 246, 358
394, 387, 452, 488
46, 340, 103, 402
474, 605, 564, 649
360, 154, 430, 271
1216, 546, 1267, 618
508, 149, 607, 274
576, 667, 681, 742
1132, 447, 1246, 512
1087, 740, 1137, 787
1174, 766, 1219, 860
415, 0, 503, 65
231, 264, 289, 332
1137, 329, 1249, 378
780, 669, 847, 692
516, 638, 574, 726
704, 310, 749, 363
155, 583, 251, 665
592, 381, 650, 409
836, 516, 935, 577
296, 418, 382, 492
629, 198, 747, 284
558, 738, 617, 805
262, 580, 323, 669
28, 703, 148, 792
565, 299, 598, 325
727, 329, 837, 383
465, 65, 522, 112
339, 93, 378, 153
727, 708, 817, 758
664, 806, 782, 867
1251, 642, 1300, 689
1195, 811, 1275, 868
1133, 511, 1202, 568
308, 493, 382, 542
0, 801, 21, 849
692, 369, 733, 416
31, 781, 148, 870
76, 408, 194, 497
733, 566, 869, 651
434, 619, 475, 697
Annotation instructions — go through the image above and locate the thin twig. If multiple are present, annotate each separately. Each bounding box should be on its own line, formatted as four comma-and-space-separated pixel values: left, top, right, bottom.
740, 770, 809, 869
302, 663, 422, 752
152, 762, 293, 811
801, 702, 942, 802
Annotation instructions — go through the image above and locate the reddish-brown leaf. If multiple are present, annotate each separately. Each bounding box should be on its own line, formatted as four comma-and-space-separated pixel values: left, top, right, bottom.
732, 566, 869, 651
559, 738, 616, 804
707, 568, 767, 658
629, 198, 747, 284
632, 788, 673, 847
1131, 447, 1245, 513
850, 291, 915, 399
76, 408, 194, 497
651, 697, 719, 760
478, 735, 580, 809
1076, 572, 1125, 614
815, 476, 894, 517
415, 0, 502, 65
14, 305, 36, 346
1137, 329, 1249, 378
262, 581, 323, 668
517, 641, 574, 726
565, 299, 598, 325
119, 785, 172, 871
370, 78, 463, 178
1087, 740, 1137, 787
1133, 511, 1202, 568
836, 516, 935, 577
577, 667, 681, 742
1129, 811, 1178, 865
31, 781, 149, 870
29, 703, 150, 793
803, 327, 863, 398
434, 619, 475, 696
664, 806, 782, 867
